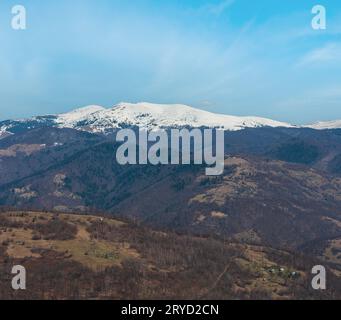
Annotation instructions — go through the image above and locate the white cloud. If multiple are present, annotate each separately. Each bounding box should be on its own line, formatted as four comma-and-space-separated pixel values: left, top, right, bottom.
298, 43, 341, 66
204, 0, 235, 16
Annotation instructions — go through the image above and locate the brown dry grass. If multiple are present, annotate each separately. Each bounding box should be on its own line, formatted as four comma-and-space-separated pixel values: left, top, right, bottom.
0, 212, 138, 271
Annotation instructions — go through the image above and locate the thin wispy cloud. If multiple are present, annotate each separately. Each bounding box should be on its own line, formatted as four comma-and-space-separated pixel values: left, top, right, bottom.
298, 43, 341, 66
203, 0, 235, 15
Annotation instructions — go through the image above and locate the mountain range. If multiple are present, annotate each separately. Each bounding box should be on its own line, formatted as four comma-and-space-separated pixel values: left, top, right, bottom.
0, 103, 341, 138
0, 102, 288, 135
0, 102, 341, 296
1, 102, 341, 138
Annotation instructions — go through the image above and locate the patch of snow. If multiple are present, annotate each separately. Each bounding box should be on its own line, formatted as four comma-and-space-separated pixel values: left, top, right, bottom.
0, 125, 12, 138
307, 120, 341, 130
53, 142, 63, 147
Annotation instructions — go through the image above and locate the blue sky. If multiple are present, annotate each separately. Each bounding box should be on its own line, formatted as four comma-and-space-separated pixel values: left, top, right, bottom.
0, 0, 340, 124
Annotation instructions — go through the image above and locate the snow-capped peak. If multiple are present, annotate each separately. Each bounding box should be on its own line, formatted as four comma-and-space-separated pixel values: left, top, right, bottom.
56, 105, 106, 128
101, 102, 294, 131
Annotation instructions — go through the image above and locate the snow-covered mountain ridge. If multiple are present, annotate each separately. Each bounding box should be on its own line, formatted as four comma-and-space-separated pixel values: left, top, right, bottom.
1, 102, 340, 137
0, 102, 294, 136
307, 120, 341, 130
